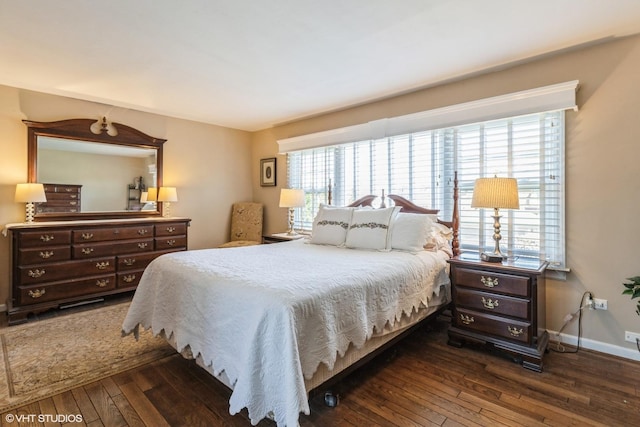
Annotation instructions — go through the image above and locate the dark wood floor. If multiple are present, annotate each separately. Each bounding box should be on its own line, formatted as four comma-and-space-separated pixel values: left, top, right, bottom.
3, 317, 639, 427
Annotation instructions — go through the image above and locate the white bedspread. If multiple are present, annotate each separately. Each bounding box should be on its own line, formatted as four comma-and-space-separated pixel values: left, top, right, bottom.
121, 239, 450, 426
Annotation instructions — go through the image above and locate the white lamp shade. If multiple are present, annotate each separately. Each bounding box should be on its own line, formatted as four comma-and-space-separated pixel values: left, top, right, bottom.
471, 177, 519, 209
279, 189, 305, 208
158, 186, 178, 202
146, 187, 157, 202
15, 183, 47, 203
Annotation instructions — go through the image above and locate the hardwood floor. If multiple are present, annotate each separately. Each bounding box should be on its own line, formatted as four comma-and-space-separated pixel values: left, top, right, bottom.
3, 317, 639, 427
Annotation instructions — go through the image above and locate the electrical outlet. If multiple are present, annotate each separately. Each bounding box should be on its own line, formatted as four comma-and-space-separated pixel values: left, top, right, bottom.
593, 298, 608, 310
625, 331, 640, 343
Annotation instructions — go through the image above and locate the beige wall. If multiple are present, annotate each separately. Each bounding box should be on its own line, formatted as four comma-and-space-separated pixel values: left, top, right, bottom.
0, 86, 252, 305
252, 34, 640, 359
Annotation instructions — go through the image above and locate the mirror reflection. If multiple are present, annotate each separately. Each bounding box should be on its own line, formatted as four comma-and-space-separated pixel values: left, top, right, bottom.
37, 137, 158, 213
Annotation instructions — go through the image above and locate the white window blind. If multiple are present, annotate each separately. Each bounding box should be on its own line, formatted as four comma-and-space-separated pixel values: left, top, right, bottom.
287, 110, 566, 269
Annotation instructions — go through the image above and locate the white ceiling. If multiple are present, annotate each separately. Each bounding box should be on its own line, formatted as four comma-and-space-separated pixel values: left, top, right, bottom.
2, 0, 640, 132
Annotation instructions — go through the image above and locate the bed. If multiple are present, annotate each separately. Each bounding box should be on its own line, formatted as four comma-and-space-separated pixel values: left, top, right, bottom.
122, 187, 460, 426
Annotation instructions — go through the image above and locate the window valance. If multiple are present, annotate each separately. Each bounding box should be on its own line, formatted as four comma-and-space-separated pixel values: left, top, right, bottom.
277, 80, 578, 153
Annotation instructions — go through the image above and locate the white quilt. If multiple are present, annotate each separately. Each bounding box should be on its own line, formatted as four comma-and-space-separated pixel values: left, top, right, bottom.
121, 239, 450, 426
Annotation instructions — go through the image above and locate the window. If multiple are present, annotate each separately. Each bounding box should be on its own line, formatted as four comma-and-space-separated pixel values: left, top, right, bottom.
286, 110, 566, 269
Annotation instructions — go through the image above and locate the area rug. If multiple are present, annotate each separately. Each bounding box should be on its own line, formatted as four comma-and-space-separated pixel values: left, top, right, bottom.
0, 302, 174, 413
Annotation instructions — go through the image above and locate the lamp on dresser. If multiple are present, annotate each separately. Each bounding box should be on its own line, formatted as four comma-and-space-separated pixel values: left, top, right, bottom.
15, 183, 47, 223
158, 186, 178, 217
471, 176, 519, 262
146, 187, 158, 202
279, 188, 305, 235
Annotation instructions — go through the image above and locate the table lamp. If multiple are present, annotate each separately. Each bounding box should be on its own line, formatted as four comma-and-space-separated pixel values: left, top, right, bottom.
279, 189, 305, 235
471, 177, 519, 262
158, 186, 178, 217
15, 183, 47, 223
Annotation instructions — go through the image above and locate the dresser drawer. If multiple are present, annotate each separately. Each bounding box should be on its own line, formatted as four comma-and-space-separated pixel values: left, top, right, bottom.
18, 246, 72, 265
455, 288, 530, 320
455, 308, 531, 344
18, 274, 116, 305
18, 230, 71, 248
72, 225, 154, 243
117, 252, 161, 271
43, 184, 81, 194
117, 270, 144, 289
39, 199, 80, 208
43, 192, 80, 201
155, 235, 187, 250
36, 205, 80, 213
455, 267, 530, 297
73, 239, 154, 258
18, 257, 116, 285
155, 222, 188, 236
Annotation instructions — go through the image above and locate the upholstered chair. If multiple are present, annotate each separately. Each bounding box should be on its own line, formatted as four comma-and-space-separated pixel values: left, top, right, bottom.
218, 202, 264, 248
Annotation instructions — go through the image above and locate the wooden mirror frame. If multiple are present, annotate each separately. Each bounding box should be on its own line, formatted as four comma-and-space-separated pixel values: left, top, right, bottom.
25, 118, 165, 221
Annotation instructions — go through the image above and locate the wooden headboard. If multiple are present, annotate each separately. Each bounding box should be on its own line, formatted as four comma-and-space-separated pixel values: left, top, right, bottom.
345, 173, 460, 256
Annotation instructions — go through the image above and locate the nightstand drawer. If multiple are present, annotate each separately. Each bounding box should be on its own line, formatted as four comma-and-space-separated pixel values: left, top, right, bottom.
455, 267, 530, 297
455, 288, 530, 320
455, 308, 531, 344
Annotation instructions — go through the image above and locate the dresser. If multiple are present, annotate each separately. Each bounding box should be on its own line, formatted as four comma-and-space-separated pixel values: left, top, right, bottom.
447, 255, 548, 372
37, 183, 82, 214
5, 217, 190, 325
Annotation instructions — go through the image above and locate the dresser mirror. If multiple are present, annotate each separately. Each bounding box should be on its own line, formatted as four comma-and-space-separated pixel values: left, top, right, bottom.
25, 118, 165, 221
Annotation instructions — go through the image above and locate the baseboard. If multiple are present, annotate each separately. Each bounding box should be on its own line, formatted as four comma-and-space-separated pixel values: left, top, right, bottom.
548, 329, 640, 362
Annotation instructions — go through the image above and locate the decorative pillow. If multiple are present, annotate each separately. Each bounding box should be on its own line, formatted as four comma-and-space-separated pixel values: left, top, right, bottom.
424, 222, 454, 256
345, 207, 400, 251
390, 212, 434, 252
310, 205, 353, 246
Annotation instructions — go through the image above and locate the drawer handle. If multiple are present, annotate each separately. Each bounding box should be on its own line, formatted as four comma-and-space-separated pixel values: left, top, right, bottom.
166, 226, 176, 233
138, 242, 148, 249
82, 233, 94, 240
481, 276, 499, 288
481, 297, 499, 310
123, 258, 136, 266
69, 201, 77, 206
39, 251, 54, 259
81, 248, 94, 255
96, 261, 110, 270
40, 234, 54, 242
166, 239, 176, 246
96, 279, 109, 288
123, 274, 136, 283
138, 229, 148, 235
460, 314, 474, 325
70, 194, 77, 199
508, 326, 524, 337
64, 188, 73, 192
28, 269, 46, 278
28, 289, 46, 299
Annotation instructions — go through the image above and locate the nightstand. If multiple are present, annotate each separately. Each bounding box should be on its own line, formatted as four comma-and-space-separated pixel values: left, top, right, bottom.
447, 254, 549, 372
262, 233, 306, 244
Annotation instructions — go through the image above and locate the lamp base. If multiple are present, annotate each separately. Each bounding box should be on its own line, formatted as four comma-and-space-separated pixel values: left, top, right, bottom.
480, 252, 505, 263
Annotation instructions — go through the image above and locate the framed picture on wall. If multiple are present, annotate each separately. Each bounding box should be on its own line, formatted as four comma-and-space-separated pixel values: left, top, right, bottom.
260, 157, 277, 187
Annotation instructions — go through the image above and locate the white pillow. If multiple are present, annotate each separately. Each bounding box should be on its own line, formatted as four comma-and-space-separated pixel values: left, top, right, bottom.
310, 205, 353, 246
345, 207, 400, 251
390, 212, 434, 252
